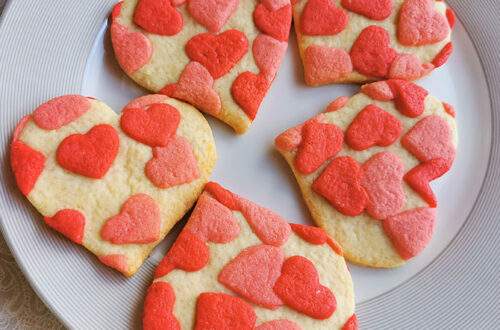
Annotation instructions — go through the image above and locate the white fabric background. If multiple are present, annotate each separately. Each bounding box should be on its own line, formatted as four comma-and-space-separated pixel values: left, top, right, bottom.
0, 2, 62, 328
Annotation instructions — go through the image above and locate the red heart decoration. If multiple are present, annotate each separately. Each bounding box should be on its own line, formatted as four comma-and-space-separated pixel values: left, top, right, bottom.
120, 103, 180, 147
110, 2, 122, 21
10, 141, 46, 196
185, 30, 249, 79
44, 209, 85, 245
432, 42, 453, 68
341, 0, 392, 20
312, 156, 367, 216
253, 3, 292, 42
185, 193, 240, 243
346, 104, 402, 151
295, 119, 344, 174
361, 152, 405, 220
404, 158, 451, 207
290, 223, 328, 245
194, 292, 256, 330
205, 181, 239, 210
273, 256, 336, 319
230, 72, 270, 120
383, 208, 436, 260
387, 79, 428, 118
145, 136, 199, 189
342, 314, 359, 330
143, 282, 181, 330
133, 0, 183, 36
100, 194, 161, 244
300, 0, 349, 36
155, 230, 209, 278
218, 244, 284, 309
402, 114, 455, 162
56, 124, 119, 179
397, 0, 449, 46
350, 26, 397, 78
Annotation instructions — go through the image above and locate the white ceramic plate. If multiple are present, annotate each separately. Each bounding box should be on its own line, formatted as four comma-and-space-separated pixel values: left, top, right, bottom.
0, 1, 499, 329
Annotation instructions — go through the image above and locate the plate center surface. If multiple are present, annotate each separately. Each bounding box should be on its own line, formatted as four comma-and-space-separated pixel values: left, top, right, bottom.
82, 20, 491, 303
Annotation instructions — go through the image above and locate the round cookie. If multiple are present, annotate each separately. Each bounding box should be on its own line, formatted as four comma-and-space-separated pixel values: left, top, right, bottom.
10, 94, 216, 276
110, 0, 292, 133
275, 80, 458, 267
293, 0, 455, 86
143, 182, 356, 329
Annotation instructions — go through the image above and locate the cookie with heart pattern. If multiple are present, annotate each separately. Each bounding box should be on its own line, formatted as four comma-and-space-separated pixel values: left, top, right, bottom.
144, 182, 355, 329
10, 94, 216, 276
111, 0, 292, 133
293, 0, 455, 86
275, 80, 458, 267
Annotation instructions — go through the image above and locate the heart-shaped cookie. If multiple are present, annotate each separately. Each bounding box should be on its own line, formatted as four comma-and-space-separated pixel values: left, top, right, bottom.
111, 0, 292, 133
292, 0, 453, 85
11, 94, 216, 276
275, 80, 457, 267
145, 182, 355, 329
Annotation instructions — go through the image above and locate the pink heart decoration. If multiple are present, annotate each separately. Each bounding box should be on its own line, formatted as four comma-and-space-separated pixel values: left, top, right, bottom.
218, 244, 284, 309
145, 136, 200, 189
255, 319, 302, 330
397, 0, 449, 46
188, 0, 239, 32
185, 193, 240, 243
110, 22, 152, 74
238, 199, 291, 246
32, 95, 90, 130
252, 34, 288, 80
100, 194, 161, 244
172, 61, 221, 116
383, 208, 436, 259
401, 115, 455, 163
361, 152, 405, 220
303, 45, 353, 86
388, 54, 434, 81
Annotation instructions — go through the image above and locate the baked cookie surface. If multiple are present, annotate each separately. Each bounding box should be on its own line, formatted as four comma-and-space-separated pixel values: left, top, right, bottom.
275, 80, 457, 267
144, 182, 356, 329
111, 0, 292, 133
10, 94, 216, 276
293, 0, 455, 86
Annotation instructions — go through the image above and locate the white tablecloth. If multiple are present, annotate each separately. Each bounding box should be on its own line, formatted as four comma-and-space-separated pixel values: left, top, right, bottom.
0, 2, 62, 328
